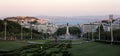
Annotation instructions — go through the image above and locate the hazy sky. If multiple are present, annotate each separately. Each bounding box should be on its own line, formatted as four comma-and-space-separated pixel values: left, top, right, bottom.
0, 0, 120, 17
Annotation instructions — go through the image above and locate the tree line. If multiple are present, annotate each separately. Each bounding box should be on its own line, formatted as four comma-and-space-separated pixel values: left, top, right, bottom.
83, 25, 120, 43
55, 26, 81, 37
0, 20, 46, 40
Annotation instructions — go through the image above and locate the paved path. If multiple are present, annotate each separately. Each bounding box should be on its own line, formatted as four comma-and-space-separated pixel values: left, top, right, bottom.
27, 41, 84, 44
27, 41, 44, 44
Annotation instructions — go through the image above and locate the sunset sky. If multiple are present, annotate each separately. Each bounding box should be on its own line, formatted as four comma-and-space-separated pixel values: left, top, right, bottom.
0, 0, 120, 16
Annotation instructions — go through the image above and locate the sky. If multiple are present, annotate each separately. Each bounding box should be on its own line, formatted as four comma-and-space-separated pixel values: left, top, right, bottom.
0, 0, 120, 17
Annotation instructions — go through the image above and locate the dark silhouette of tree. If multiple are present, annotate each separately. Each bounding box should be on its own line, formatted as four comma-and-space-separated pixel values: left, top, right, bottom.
0, 20, 43, 39
69, 27, 81, 35
96, 24, 104, 32
55, 27, 66, 36
55, 27, 81, 36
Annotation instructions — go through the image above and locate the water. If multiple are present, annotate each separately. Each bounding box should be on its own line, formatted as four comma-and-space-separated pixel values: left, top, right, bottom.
51, 19, 98, 25
38, 15, 120, 25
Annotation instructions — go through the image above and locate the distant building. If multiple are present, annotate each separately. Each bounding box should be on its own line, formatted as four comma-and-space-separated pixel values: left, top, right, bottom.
112, 24, 120, 30
103, 24, 110, 31
82, 24, 99, 33
81, 15, 120, 33
5, 16, 48, 25
102, 17, 120, 31
57, 24, 67, 28
113, 18, 120, 24
103, 24, 120, 31
5, 16, 53, 33
34, 24, 48, 33
33, 23, 58, 34
109, 14, 113, 20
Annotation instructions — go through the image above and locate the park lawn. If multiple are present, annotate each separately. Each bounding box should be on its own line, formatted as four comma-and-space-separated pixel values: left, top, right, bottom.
70, 41, 120, 56
0, 41, 27, 51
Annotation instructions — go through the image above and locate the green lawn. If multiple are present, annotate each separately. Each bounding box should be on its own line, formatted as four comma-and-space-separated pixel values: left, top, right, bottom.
70, 41, 120, 56
0, 40, 49, 51
0, 41, 27, 51
0, 40, 120, 56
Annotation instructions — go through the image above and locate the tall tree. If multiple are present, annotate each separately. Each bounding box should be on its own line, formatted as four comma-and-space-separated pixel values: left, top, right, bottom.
96, 24, 104, 32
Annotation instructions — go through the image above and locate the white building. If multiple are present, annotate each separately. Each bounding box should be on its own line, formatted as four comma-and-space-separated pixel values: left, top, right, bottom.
33, 23, 58, 34
103, 18, 120, 31
82, 24, 99, 33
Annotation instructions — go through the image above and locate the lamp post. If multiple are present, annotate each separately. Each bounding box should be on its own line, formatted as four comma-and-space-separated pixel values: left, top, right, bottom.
110, 20, 113, 45
4, 21, 7, 40
91, 23, 94, 41
20, 23, 23, 40
119, 18, 120, 29
99, 21, 101, 40
31, 24, 34, 40
41, 29, 44, 39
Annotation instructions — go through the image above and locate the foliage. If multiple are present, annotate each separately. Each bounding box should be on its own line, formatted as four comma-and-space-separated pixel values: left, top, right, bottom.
96, 24, 104, 32
55, 27, 81, 36
0, 40, 72, 56
55, 27, 66, 36
0, 20, 43, 40
83, 29, 120, 42
69, 27, 81, 35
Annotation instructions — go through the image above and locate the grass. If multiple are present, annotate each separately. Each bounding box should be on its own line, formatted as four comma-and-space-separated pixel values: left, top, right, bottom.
70, 41, 120, 56
0, 40, 50, 51
0, 41, 27, 51
0, 40, 120, 56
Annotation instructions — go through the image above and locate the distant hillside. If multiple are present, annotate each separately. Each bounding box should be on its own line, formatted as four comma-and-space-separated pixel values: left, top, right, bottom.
4, 16, 48, 24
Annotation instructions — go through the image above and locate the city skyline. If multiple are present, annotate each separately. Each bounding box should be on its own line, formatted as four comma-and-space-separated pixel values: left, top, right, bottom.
0, 0, 120, 17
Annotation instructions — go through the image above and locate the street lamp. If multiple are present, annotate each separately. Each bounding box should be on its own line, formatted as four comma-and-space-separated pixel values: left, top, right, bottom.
20, 23, 23, 40
4, 21, 7, 40
31, 24, 34, 40
119, 18, 120, 29
110, 20, 113, 45
99, 21, 101, 40
30, 24, 32, 39
91, 23, 94, 41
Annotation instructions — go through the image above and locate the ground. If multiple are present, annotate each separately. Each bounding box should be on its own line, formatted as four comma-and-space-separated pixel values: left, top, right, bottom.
0, 41, 27, 51
70, 41, 120, 56
0, 40, 120, 56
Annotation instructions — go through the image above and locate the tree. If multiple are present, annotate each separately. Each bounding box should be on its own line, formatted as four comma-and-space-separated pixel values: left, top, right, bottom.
96, 24, 104, 32
69, 27, 81, 36
55, 27, 81, 36
55, 27, 66, 36
0, 20, 43, 40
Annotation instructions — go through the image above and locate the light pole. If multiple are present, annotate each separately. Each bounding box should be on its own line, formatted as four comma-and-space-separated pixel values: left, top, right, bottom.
110, 20, 113, 45
91, 23, 94, 41
41, 29, 44, 39
118, 18, 120, 41
31, 24, 33, 40
4, 21, 7, 40
20, 23, 23, 40
99, 21, 101, 40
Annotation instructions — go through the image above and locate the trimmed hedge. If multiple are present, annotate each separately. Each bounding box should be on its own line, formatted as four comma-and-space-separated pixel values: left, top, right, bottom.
0, 40, 72, 56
